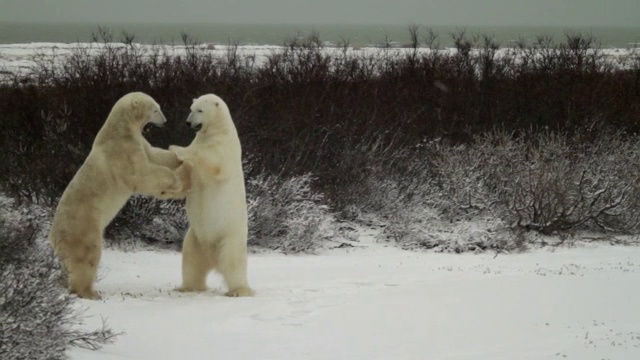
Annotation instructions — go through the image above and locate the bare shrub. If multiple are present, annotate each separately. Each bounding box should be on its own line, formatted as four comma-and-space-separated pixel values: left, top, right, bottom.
382, 211, 522, 253
435, 131, 640, 235
0, 107, 89, 206
341, 140, 526, 253
432, 131, 520, 220
0, 218, 119, 360
247, 173, 336, 253
106, 196, 187, 248
326, 132, 405, 216
372, 130, 640, 250
321, 131, 528, 252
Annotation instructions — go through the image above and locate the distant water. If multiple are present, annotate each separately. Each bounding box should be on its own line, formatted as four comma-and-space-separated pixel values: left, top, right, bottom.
0, 22, 638, 48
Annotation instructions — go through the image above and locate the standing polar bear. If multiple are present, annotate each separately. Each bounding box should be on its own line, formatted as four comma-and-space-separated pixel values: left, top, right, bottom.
164, 94, 253, 297
49, 92, 184, 299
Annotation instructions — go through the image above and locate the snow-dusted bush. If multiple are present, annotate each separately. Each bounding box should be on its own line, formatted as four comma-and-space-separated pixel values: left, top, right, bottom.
328, 134, 440, 219
365, 165, 527, 253
0, 108, 90, 207
331, 141, 525, 253
106, 196, 187, 248
432, 131, 520, 220
382, 211, 525, 253
434, 131, 640, 235
247, 173, 336, 253
0, 218, 119, 360
357, 130, 640, 251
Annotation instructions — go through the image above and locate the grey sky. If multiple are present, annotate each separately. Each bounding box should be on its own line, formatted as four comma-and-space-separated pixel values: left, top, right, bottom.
0, 0, 638, 27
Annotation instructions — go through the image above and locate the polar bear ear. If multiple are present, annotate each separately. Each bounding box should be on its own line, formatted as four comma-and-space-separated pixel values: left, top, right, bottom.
192, 98, 197, 103
130, 97, 145, 120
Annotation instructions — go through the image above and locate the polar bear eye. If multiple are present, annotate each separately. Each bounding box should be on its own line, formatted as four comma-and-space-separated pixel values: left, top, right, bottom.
197, 109, 203, 113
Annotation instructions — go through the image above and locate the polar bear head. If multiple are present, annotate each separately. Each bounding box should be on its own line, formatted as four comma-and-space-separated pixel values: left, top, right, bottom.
186, 94, 233, 133
114, 92, 167, 128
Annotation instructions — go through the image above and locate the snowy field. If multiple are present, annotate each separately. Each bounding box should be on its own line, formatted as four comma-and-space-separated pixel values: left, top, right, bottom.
0, 42, 637, 79
69, 231, 640, 360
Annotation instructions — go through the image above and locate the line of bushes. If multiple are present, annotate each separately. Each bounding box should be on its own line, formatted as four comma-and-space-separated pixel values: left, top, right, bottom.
365, 130, 640, 252
1, 27, 639, 251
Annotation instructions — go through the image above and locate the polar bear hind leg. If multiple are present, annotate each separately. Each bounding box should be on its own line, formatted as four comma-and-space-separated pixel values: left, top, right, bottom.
56, 230, 102, 300
67, 252, 101, 300
216, 238, 254, 297
178, 227, 212, 292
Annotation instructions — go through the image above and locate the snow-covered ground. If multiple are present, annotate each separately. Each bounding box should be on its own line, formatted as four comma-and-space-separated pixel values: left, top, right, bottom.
70, 230, 640, 360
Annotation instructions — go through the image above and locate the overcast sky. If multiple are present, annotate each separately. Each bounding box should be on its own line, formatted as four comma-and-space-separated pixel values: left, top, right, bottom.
1, 0, 638, 27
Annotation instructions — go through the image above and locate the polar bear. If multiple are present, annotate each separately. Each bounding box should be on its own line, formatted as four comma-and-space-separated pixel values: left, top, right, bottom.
163, 94, 253, 297
49, 92, 184, 299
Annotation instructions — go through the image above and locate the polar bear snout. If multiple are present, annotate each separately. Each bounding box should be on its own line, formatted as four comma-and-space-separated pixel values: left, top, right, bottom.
185, 119, 202, 131
149, 109, 167, 127
186, 113, 202, 131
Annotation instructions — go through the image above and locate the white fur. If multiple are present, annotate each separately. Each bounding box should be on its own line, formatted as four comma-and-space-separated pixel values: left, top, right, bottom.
165, 94, 253, 297
49, 92, 183, 299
